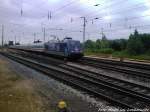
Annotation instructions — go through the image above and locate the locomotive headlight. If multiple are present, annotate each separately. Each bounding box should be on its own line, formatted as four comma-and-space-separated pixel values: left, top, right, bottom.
75, 48, 79, 51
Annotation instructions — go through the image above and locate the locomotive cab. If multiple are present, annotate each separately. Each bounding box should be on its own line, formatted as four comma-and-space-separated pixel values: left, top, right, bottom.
64, 38, 84, 59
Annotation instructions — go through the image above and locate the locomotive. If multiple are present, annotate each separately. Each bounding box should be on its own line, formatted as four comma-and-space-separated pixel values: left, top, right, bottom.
44, 37, 83, 59
11, 37, 84, 59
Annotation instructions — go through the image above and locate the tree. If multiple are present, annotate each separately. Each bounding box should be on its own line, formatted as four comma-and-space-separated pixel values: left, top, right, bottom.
84, 29, 150, 55
134, 29, 139, 36
95, 39, 101, 49
120, 39, 127, 50
84, 40, 95, 50
100, 35, 110, 48
127, 30, 144, 55
110, 39, 127, 51
110, 40, 122, 51
140, 34, 150, 53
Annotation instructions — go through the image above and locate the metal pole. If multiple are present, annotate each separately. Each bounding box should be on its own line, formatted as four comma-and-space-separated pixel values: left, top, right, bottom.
1, 25, 4, 47
15, 35, 16, 45
101, 28, 104, 38
81, 17, 86, 51
43, 27, 46, 42
34, 33, 36, 42
83, 17, 86, 44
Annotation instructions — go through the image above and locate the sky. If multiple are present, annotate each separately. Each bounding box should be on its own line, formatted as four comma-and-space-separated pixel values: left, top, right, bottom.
0, 0, 150, 44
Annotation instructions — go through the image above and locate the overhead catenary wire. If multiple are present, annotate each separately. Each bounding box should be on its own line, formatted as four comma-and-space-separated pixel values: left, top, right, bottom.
1, 0, 150, 43
49, 0, 126, 26
52, 0, 127, 22
8, 0, 141, 30
52, 0, 80, 15
52, 12, 150, 35
87, 24, 150, 34
88, 3, 147, 21
83, 0, 129, 18
87, 14, 150, 28
39, 14, 150, 41
39, 0, 123, 27
49, 0, 147, 30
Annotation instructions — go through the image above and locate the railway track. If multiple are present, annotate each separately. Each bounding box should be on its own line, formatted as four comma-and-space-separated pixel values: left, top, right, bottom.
9, 48, 150, 80
1, 51, 150, 110
13, 50, 150, 100
10, 50, 150, 99
78, 58, 150, 79
83, 57, 150, 71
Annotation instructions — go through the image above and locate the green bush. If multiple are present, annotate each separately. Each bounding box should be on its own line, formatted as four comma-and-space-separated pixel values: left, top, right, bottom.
98, 48, 114, 54
85, 48, 114, 54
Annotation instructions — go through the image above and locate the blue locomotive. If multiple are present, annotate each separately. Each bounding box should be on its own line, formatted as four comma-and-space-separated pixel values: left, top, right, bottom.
44, 37, 83, 59
10, 37, 84, 59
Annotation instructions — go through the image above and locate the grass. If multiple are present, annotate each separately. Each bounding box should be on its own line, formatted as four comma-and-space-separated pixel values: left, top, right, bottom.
112, 51, 150, 61
85, 49, 113, 58
0, 59, 44, 112
85, 50, 150, 61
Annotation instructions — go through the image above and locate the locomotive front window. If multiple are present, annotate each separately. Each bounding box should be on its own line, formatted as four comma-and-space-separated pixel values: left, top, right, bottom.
70, 41, 81, 49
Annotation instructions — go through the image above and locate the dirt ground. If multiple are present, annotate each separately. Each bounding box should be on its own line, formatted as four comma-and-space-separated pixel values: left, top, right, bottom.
0, 57, 45, 112
0, 53, 116, 112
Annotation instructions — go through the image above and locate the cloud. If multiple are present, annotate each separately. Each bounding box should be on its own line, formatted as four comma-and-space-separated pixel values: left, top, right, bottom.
0, 0, 150, 44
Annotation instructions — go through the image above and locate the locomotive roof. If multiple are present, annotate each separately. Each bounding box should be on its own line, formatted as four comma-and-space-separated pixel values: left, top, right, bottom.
46, 39, 79, 44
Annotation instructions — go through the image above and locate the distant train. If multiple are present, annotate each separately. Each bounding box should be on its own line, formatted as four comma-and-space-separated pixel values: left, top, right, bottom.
10, 37, 84, 59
